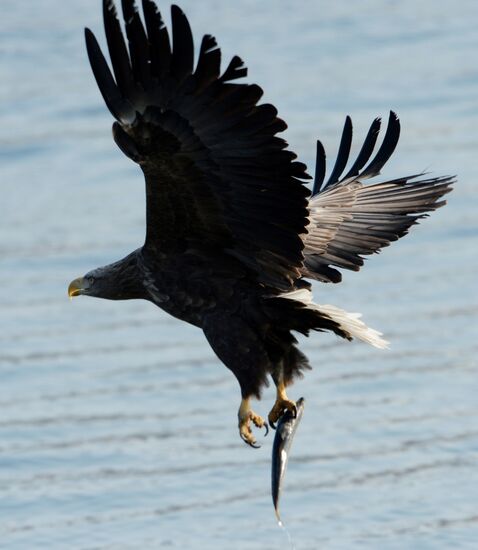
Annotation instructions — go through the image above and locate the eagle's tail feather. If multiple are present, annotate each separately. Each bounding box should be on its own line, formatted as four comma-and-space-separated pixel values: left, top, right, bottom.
266, 288, 389, 349
312, 302, 389, 349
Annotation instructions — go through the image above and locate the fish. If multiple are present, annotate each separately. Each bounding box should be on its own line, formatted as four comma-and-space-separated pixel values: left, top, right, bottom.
271, 397, 305, 525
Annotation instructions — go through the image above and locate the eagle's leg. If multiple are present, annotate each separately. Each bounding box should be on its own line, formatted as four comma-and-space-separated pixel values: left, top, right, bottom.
238, 397, 269, 448
202, 312, 271, 447
268, 370, 297, 429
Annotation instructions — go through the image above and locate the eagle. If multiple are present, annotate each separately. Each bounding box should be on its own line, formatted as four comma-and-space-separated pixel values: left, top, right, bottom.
68, 0, 453, 447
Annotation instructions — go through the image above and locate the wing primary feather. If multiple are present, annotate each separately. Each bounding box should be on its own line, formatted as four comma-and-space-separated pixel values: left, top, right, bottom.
84, 27, 134, 122
323, 116, 353, 190
103, 0, 134, 97
171, 5, 194, 81
121, 0, 151, 88
312, 140, 326, 196
360, 111, 400, 179
220, 55, 247, 82
195, 34, 221, 88
341, 117, 381, 181
142, 0, 171, 77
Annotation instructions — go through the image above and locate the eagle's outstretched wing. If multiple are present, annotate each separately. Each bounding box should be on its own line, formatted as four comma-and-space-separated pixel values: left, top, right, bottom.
85, 0, 311, 290
303, 112, 454, 283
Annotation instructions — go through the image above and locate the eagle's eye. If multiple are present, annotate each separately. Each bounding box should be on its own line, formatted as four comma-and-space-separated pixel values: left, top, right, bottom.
87, 276, 95, 285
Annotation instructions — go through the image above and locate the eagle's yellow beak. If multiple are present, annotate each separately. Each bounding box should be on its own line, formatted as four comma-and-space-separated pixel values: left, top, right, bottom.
68, 277, 84, 299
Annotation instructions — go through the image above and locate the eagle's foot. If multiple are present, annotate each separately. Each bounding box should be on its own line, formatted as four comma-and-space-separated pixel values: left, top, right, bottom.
238, 398, 269, 448
268, 395, 297, 429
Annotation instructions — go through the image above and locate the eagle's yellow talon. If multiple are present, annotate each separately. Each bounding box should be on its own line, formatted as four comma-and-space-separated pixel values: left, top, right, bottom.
268, 397, 297, 428
268, 379, 297, 429
238, 398, 268, 448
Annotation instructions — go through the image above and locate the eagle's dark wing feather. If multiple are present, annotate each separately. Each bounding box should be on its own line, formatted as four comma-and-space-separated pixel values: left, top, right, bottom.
304, 113, 454, 283
85, 0, 311, 289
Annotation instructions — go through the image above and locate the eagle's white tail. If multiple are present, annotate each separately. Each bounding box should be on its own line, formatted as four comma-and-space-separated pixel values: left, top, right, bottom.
281, 289, 389, 349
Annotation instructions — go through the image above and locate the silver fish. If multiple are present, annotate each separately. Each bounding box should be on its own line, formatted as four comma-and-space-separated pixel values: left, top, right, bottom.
271, 397, 305, 524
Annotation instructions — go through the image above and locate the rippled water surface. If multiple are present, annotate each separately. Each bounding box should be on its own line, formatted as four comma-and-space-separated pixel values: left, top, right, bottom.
1, 1, 477, 548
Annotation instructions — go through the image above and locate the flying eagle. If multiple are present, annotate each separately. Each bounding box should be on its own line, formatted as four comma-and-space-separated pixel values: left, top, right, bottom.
69, 0, 453, 447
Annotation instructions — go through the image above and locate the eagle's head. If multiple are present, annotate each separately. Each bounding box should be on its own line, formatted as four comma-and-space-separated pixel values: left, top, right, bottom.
68, 267, 112, 299
68, 251, 145, 301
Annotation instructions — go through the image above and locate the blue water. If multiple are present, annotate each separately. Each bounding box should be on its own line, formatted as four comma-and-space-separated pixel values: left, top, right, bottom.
1, 1, 477, 548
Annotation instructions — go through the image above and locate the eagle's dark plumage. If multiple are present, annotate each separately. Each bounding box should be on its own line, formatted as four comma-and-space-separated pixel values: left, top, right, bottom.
69, 0, 453, 446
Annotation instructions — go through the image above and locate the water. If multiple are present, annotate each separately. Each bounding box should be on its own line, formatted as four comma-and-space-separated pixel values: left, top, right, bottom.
1, 1, 477, 548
